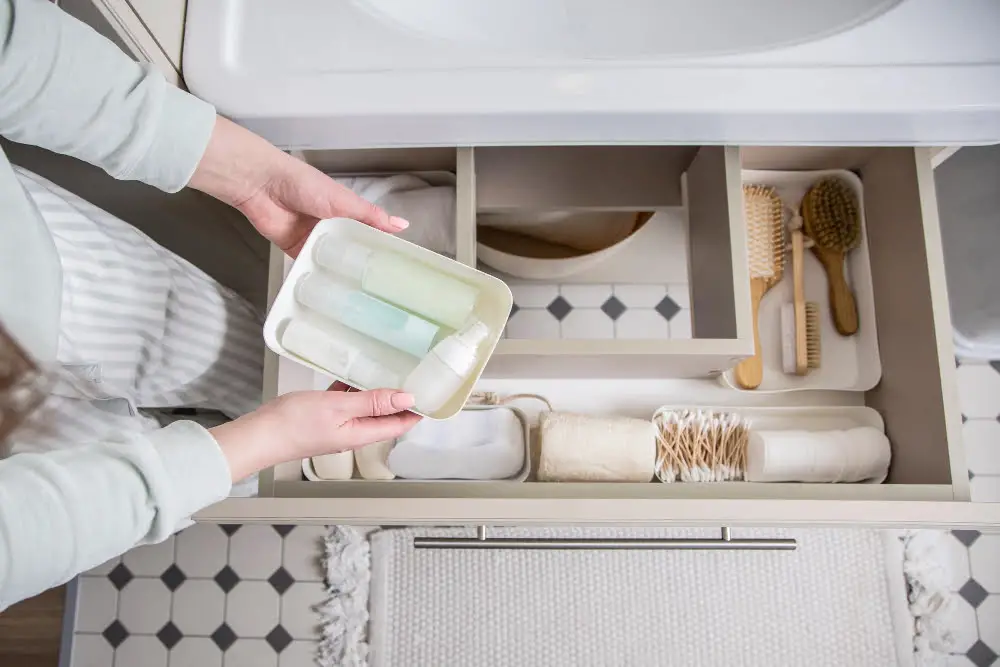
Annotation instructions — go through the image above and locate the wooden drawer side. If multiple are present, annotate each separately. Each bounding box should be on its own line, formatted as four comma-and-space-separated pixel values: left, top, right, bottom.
861, 149, 964, 489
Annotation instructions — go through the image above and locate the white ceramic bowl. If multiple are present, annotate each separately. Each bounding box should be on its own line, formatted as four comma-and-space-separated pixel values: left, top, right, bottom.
477, 211, 652, 280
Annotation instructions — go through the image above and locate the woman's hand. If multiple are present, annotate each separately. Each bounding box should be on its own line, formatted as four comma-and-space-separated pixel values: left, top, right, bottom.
209, 384, 421, 483
188, 117, 409, 257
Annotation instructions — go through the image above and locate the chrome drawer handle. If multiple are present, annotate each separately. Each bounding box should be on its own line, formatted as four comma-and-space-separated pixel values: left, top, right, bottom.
413, 526, 797, 551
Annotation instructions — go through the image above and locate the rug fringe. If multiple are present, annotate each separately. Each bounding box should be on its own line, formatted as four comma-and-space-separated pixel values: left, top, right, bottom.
317, 526, 371, 667
901, 530, 956, 667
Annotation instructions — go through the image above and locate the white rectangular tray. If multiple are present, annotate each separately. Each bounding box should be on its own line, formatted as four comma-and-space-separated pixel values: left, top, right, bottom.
723, 169, 882, 393
263, 217, 512, 419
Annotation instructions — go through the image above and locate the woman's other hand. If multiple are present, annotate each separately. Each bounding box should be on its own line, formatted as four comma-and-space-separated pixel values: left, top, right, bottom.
209, 383, 421, 483
188, 117, 408, 257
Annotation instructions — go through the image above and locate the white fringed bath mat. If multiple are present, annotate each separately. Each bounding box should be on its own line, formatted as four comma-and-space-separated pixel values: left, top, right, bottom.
323, 527, 956, 667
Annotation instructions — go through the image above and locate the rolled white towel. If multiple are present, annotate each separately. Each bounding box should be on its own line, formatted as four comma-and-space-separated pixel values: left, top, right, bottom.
746, 427, 891, 483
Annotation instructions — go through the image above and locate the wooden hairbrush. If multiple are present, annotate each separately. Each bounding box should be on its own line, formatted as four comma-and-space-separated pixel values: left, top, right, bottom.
801, 177, 861, 336
734, 184, 785, 390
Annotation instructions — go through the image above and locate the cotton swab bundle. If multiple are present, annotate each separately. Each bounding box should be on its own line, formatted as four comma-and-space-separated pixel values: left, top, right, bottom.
652, 408, 751, 483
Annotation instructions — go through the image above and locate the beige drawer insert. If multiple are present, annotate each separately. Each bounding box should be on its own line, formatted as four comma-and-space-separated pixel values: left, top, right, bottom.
196, 146, 1000, 528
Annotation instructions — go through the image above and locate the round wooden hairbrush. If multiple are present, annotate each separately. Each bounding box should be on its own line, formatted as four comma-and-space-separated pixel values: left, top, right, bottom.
801, 177, 861, 336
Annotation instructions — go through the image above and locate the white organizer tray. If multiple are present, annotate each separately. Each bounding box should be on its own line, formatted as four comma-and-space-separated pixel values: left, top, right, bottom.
301, 404, 532, 482
722, 169, 882, 393
657, 404, 887, 484
263, 217, 512, 419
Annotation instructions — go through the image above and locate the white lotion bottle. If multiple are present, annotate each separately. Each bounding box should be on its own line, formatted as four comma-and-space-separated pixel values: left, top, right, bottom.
281, 319, 402, 389
295, 271, 439, 359
402, 318, 490, 415
314, 236, 478, 330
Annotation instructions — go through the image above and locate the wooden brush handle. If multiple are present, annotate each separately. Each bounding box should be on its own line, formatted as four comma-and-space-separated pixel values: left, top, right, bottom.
816, 249, 859, 336
791, 229, 808, 375
734, 278, 768, 390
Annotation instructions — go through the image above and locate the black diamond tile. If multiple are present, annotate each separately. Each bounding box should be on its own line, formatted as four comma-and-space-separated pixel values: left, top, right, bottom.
546, 296, 572, 321
107, 563, 134, 591
160, 564, 187, 592
970, 470, 976, 481
214, 565, 240, 593
272, 525, 295, 537
211, 623, 238, 651
102, 620, 129, 649
654, 295, 681, 322
600, 296, 627, 321
268, 567, 295, 595
956, 356, 962, 368
967, 640, 999, 667
509, 302, 520, 318
989, 360, 1000, 374
959, 578, 990, 608
156, 621, 183, 650
962, 414, 969, 424
953, 530, 982, 547
265, 625, 294, 653
219, 524, 241, 536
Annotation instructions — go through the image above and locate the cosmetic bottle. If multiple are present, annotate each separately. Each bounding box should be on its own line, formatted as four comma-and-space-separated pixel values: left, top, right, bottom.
281, 318, 402, 388
295, 272, 439, 359
402, 317, 490, 414
314, 237, 478, 329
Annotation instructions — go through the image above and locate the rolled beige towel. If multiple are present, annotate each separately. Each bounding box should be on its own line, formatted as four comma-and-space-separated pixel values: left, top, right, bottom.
537, 412, 656, 482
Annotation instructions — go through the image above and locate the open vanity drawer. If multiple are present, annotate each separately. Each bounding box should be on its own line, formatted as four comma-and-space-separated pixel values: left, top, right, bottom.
195, 145, 1000, 529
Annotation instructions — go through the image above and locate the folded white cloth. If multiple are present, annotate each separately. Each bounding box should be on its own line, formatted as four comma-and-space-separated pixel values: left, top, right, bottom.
746, 427, 891, 483
333, 175, 456, 257
387, 409, 525, 480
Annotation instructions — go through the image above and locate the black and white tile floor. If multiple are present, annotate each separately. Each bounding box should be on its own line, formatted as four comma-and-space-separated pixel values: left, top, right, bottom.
71, 524, 328, 667
67, 359, 1000, 667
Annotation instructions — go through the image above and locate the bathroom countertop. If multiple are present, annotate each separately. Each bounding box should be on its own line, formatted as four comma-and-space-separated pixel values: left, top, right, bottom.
183, 0, 1000, 148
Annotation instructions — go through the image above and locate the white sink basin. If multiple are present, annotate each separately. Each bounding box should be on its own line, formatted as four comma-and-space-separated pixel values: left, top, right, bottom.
183, 0, 1000, 147
352, 0, 900, 59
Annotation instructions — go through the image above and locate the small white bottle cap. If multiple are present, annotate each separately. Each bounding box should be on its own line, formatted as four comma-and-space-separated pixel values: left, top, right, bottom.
314, 236, 372, 283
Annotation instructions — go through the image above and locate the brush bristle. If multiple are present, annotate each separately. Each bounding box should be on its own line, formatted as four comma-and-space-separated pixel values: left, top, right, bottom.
805, 302, 821, 369
743, 184, 785, 282
801, 177, 861, 253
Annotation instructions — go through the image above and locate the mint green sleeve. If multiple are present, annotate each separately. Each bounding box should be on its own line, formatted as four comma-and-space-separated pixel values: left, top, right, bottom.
0, 423, 233, 610
0, 0, 216, 192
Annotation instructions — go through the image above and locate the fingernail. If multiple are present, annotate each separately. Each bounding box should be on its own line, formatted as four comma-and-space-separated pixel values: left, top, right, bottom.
389, 216, 409, 230
391, 392, 415, 410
